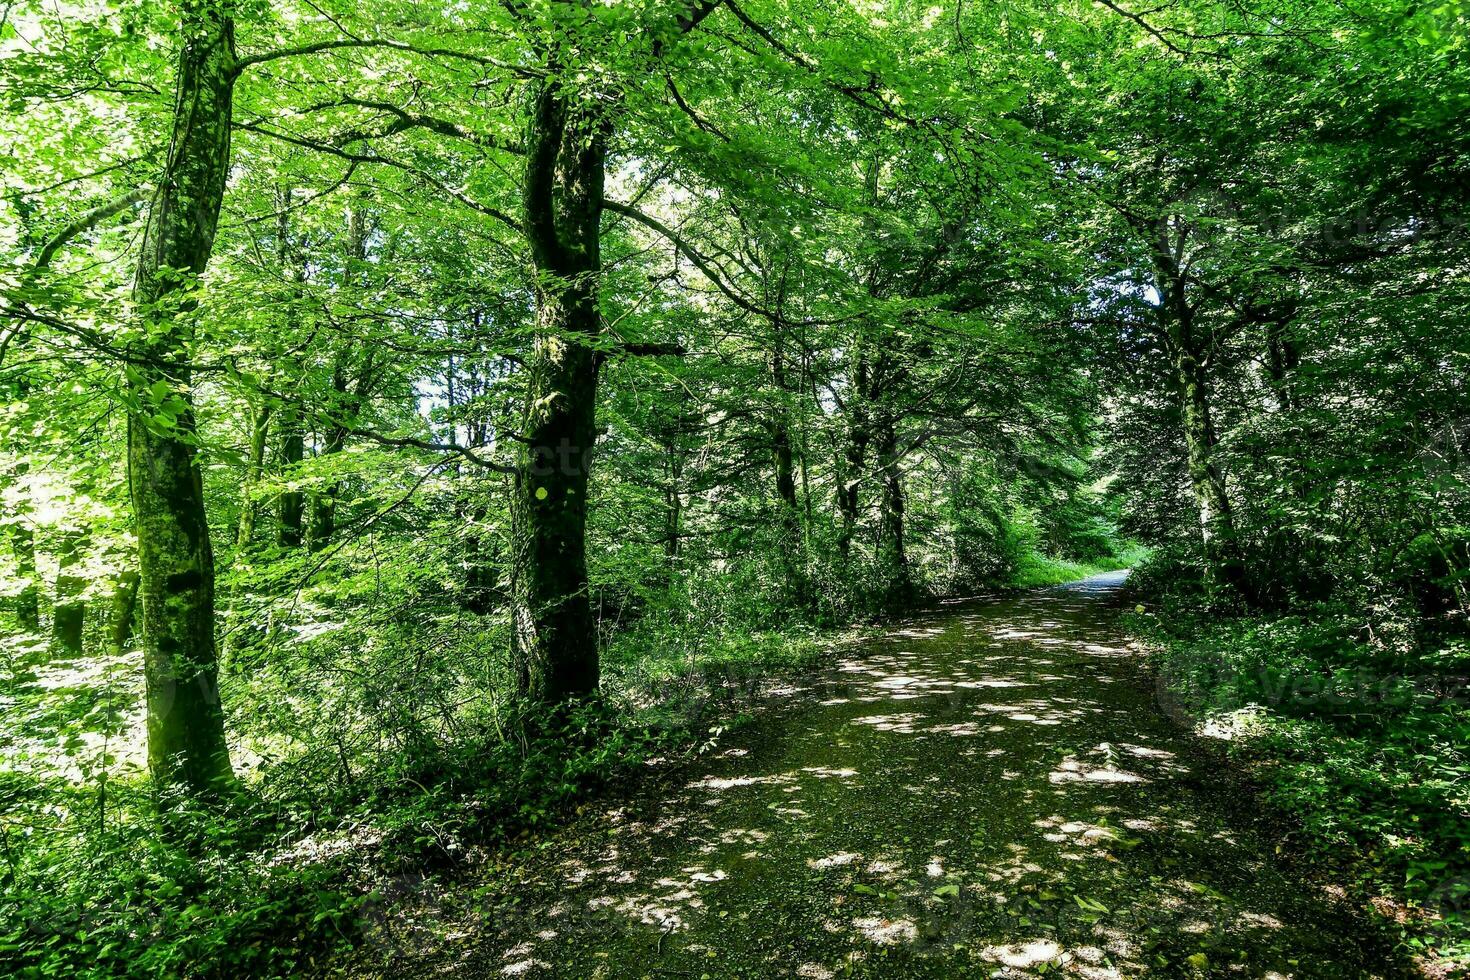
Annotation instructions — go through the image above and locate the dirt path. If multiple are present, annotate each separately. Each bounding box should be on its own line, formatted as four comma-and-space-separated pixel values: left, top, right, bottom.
368, 573, 1410, 979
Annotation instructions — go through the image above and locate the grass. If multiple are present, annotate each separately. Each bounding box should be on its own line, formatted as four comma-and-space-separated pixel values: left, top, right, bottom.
1010, 543, 1148, 588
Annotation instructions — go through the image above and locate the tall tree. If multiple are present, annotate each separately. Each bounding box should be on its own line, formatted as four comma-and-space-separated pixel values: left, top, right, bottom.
127, 0, 236, 797
509, 0, 721, 702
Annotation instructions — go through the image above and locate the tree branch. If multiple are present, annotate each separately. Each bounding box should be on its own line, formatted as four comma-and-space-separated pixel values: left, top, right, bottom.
298, 97, 525, 154
234, 121, 522, 232
33, 187, 151, 272
602, 199, 771, 319
233, 38, 536, 79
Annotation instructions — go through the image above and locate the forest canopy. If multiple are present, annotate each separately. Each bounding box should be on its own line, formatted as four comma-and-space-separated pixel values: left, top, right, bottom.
1, 0, 1467, 975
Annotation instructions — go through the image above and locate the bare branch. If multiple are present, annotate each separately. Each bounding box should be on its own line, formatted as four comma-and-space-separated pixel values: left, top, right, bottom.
298, 97, 525, 154
345, 427, 517, 473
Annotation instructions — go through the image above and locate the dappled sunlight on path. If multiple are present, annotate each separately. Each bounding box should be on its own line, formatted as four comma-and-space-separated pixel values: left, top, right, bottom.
373, 572, 1408, 979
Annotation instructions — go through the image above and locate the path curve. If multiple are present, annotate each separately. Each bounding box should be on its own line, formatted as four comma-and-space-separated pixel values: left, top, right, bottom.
373, 573, 1409, 979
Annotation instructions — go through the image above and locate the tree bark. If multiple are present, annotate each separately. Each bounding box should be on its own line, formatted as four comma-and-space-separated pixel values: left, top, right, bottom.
510, 72, 607, 703
10, 517, 39, 632
307, 413, 346, 553
771, 346, 800, 527
52, 530, 86, 655
1148, 217, 1241, 587
1175, 351, 1238, 576
276, 404, 304, 548
1264, 307, 1302, 414
874, 411, 913, 606
127, 0, 236, 797
109, 568, 141, 652
307, 198, 372, 553
1170, 348, 1240, 590
663, 435, 683, 562
836, 352, 869, 562
769, 338, 812, 606
508, 0, 718, 701
274, 192, 305, 550
235, 400, 271, 549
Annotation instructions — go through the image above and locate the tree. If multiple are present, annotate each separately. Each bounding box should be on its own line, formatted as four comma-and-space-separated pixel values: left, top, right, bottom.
127, 0, 237, 798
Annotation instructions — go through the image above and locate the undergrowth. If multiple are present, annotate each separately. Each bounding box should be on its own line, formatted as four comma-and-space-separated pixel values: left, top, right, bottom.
1126, 553, 1470, 968
1, 540, 1119, 979
0, 627, 810, 980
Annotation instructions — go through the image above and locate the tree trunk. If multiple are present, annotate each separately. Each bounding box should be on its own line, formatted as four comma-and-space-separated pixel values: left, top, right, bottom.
10, 519, 39, 632
274, 194, 305, 550
127, 0, 236, 797
663, 436, 683, 562
770, 340, 812, 606
276, 404, 304, 548
1149, 217, 1241, 590
235, 400, 271, 549
307, 421, 346, 553
463, 498, 499, 614
874, 412, 913, 606
771, 347, 800, 526
308, 197, 372, 553
1264, 309, 1302, 414
510, 74, 607, 704
52, 530, 86, 655
109, 568, 141, 652
1175, 352, 1239, 576
836, 353, 869, 562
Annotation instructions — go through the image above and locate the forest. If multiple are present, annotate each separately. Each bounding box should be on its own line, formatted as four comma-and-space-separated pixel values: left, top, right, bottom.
1, 0, 1467, 976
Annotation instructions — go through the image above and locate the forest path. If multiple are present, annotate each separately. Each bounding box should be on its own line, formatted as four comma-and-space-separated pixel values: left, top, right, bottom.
379, 573, 1409, 979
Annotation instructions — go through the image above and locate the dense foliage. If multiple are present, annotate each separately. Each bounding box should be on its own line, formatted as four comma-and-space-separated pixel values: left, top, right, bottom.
0, 0, 1465, 975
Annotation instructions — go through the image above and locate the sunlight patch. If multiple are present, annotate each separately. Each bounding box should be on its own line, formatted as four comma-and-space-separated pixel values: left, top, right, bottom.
851, 712, 925, 733
800, 766, 859, 779
689, 869, 727, 883
851, 916, 918, 944
688, 774, 790, 790
1049, 758, 1145, 785
980, 938, 1061, 968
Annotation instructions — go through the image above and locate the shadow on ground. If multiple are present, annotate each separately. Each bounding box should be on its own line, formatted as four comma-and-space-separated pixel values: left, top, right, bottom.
352, 572, 1413, 979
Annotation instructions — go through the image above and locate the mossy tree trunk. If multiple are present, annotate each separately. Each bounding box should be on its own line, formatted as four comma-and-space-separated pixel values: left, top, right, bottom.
662, 435, 684, 562
1263, 303, 1302, 414
308, 352, 375, 553
127, 0, 237, 798
273, 199, 305, 551
109, 568, 141, 653
771, 345, 801, 526
275, 405, 304, 549
770, 334, 814, 607
509, 0, 721, 703
510, 74, 608, 703
307, 387, 348, 554
836, 351, 869, 563
10, 506, 39, 633
1148, 216, 1241, 588
234, 400, 271, 549
308, 200, 373, 553
1175, 351, 1236, 565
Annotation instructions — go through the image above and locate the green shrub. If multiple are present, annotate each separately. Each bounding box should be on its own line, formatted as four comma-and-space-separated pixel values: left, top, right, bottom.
1128, 555, 1470, 965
